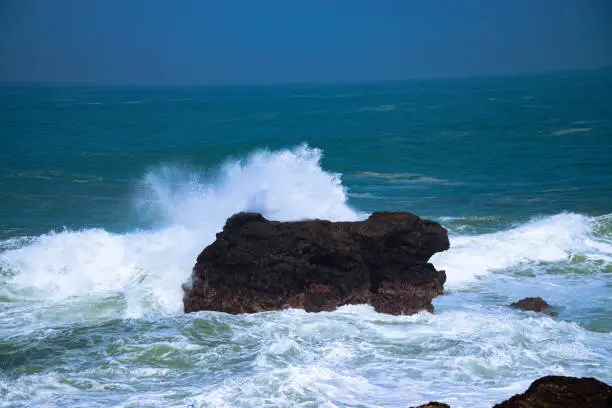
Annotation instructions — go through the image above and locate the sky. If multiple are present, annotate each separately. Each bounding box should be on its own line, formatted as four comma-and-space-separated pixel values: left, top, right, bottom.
1, 0, 611, 85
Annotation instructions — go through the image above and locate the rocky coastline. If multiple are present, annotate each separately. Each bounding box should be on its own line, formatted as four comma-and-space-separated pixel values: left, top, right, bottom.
183, 212, 610, 407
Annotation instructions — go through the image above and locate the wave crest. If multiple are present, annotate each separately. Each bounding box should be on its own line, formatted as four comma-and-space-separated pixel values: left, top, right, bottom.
0, 145, 360, 316
433, 212, 612, 285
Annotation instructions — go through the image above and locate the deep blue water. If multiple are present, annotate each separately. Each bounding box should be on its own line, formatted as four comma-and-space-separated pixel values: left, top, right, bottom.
0, 69, 611, 407
2, 69, 611, 239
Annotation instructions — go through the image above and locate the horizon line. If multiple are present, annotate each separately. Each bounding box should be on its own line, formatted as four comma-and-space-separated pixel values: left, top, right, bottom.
1, 65, 611, 88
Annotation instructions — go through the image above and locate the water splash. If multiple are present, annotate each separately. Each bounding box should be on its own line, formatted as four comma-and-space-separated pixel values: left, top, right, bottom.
433, 212, 612, 286
0, 145, 360, 317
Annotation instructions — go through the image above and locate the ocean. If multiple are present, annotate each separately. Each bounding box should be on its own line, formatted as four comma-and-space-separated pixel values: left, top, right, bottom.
1, 69, 611, 407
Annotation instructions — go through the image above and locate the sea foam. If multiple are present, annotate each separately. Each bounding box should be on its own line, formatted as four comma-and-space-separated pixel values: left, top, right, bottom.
432, 212, 612, 285
1, 146, 610, 318
0, 145, 360, 317
1, 146, 611, 408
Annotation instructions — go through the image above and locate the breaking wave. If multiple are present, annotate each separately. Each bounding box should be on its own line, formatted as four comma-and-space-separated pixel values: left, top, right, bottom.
1, 145, 610, 320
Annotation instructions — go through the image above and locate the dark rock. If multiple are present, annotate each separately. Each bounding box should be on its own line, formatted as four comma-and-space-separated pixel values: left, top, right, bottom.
493, 375, 612, 408
411, 402, 451, 408
183, 211, 449, 315
509, 297, 558, 316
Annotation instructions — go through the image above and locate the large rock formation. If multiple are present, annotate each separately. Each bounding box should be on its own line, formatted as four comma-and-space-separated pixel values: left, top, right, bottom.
493, 376, 612, 408
183, 211, 449, 315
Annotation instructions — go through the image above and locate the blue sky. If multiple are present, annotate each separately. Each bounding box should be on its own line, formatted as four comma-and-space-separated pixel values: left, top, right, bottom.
1, 0, 611, 84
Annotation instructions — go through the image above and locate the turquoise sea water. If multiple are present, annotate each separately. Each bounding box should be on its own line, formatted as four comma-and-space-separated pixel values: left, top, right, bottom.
1, 69, 611, 407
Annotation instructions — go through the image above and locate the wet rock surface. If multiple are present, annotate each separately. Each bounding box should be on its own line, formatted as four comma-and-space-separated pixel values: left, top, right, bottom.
509, 297, 558, 316
409, 376, 611, 408
183, 211, 449, 315
493, 375, 612, 408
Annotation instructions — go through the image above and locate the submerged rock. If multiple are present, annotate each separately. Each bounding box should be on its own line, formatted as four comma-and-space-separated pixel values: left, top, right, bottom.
493, 375, 612, 408
509, 297, 558, 316
183, 211, 449, 315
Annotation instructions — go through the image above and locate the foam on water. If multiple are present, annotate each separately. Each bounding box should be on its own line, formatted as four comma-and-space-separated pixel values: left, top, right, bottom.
1, 146, 611, 318
186, 305, 610, 407
433, 212, 612, 286
0, 227, 199, 317
0, 145, 360, 318
1, 146, 611, 407
4, 304, 606, 407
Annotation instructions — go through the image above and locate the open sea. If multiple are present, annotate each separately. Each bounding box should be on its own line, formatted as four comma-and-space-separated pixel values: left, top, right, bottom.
1, 69, 611, 407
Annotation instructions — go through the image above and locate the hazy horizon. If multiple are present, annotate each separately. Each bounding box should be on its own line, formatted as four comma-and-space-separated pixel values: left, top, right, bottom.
2, 65, 612, 89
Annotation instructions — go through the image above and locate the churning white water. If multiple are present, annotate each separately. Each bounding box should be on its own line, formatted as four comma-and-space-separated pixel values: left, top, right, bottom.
1, 146, 611, 407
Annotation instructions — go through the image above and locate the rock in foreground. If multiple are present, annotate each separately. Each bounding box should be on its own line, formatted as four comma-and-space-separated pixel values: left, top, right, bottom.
183, 211, 449, 315
409, 376, 611, 408
493, 375, 612, 408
